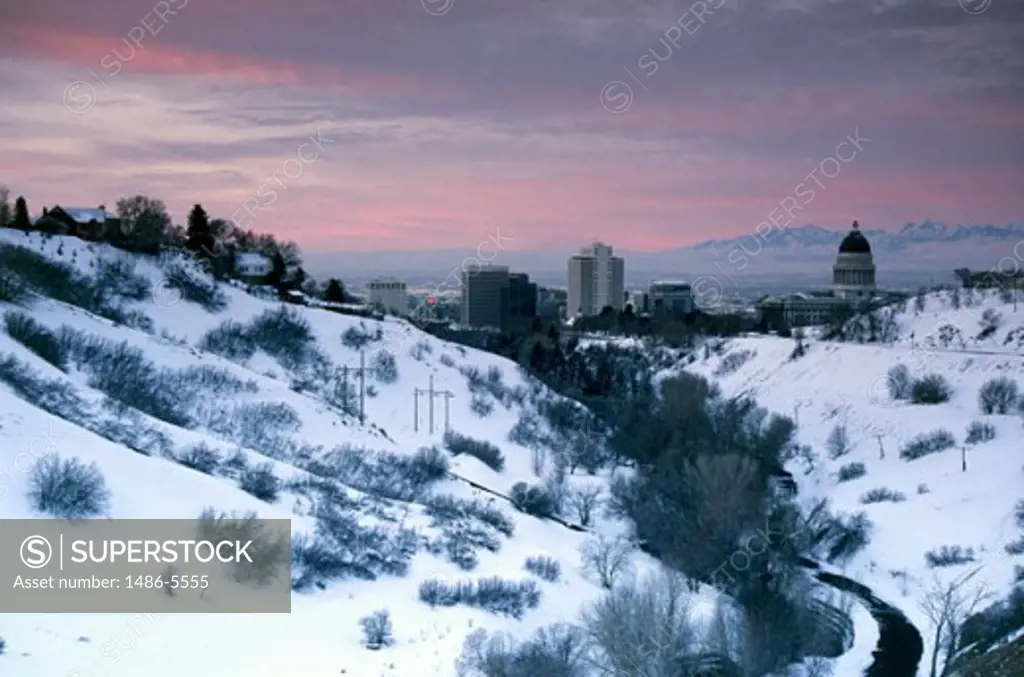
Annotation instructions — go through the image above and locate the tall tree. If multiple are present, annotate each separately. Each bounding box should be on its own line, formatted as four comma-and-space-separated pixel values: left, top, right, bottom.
115, 195, 171, 253
324, 278, 345, 303
267, 250, 287, 289
185, 203, 214, 256
0, 185, 10, 228
12, 195, 30, 232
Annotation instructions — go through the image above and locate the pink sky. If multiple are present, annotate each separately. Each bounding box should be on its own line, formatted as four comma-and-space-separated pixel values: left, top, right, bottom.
0, 0, 1021, 252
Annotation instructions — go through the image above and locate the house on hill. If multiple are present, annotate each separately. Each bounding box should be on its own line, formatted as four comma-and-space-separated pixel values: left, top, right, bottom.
34, 205, 121, 240
234, 252, 274, 284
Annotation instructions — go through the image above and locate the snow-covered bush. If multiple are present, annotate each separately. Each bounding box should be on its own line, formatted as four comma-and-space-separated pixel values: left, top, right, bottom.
94, 255, 152, 302
370, 349, 398, 384
714, 349, 755, 376
359, 610, 394, 650
176, 443, 221, 475
524, 556, 561, 582
469, 393, 494, 417
443, 431, 505, 472
423, 494, 514, 537
900, 429, 956, 461
341, 323, 382, 351
456, 625, 588, 677
978, 376, 1019, 415
28, 454, 110, 519
911, 373, 952, 404
925, 545, 976, 568
3, 311, 67, 369
965, 421, 996, 445
247, 306, 318, 370
238, 462, 279, 502
887, 363, 912, 401
826, 424, 851, 459
859, 487, 906, 504
162, 259, 227, 312
406, 445, 450, 483
510, 482, 556, 517
198, 320, 256, 361
836, 462, 867, 483
418, 577, 541, 619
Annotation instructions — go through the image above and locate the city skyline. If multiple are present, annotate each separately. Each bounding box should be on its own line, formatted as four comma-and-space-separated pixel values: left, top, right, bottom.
1, 0, 1022, 252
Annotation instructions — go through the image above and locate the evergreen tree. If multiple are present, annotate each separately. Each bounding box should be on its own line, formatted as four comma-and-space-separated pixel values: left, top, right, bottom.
267, 250, 287, 289
324, 278, 346, 303
185, 204, 214, 256
13, 196, 30, 232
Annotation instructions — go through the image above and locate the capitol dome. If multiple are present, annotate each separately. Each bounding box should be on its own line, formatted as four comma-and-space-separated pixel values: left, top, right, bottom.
838, 221, 871, 254
832, 220, 876, 300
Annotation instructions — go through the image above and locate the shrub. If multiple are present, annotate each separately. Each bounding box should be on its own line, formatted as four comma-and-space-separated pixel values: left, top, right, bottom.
418, 577, 540, 618
1015, 499, 1024, 531
524, 555, 561, 582
1005, 537, 1024, 556
579, 536, 633, 589
198, 321, 256, 361
169, 365, 259, 397
370, 349, 398, 384
978, 377, 1019, 414
423, 494, 514, 537
94, 256, 152, 302
900, 428, 956, 461
887, 363, 912, 401
440, 353, 456, 368
238, 462, 280, 502
443, 431, 505, 472
917, 483, 930, 494
359, 610, 394, 650
0, 243, 95, 309
566, 486, 603, 526
714, 349, 754, 376
197, 508, 290, 585
176, 443, 221, 475
248, 306, 317, 370
837, 462, 867, 482
3, 311, 66, 369
209, 401, 302, 460
859, 487, 907, 504
0, 269, 29, 303
826, 424, 851, 459
28, 454, 110, 519
162, 261, 227, 312
406, 445, 450, 483
925, 545, 976, 568
510, 482, 557, 518
965, 420, 996, 445
469, 393, 494, 417
911, 373, 952, 404
456, 625, 589, 677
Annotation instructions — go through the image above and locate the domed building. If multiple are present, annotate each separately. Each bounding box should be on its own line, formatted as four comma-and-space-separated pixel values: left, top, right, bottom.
831, 221, 876, 300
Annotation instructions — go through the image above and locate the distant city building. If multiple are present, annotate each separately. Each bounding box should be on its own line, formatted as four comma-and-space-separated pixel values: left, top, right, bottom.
626, 289, 649, 314
757, 221, 886, 327
459, 266, 537, 330
831, 221, 876, 300
567, 242, 625, 317
367, 277, 409, 316
537, 286, 568, 320
648, 281, 694, 316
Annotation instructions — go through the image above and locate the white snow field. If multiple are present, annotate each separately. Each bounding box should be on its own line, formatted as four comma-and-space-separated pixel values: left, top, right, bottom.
2, 228, 1021, 676
0, 230, 673, 677
683, 288, 1024, 675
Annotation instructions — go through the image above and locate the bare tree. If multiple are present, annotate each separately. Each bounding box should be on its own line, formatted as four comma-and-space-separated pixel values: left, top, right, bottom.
579, 535, 633, 589
0, 185, 10, 227
918, 567, 991, 677
567, 485, 603, 527
826, 424, 851, 459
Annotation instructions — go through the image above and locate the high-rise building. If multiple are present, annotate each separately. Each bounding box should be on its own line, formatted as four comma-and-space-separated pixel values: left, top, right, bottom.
567, 242, 625, 317
460, 266, 537, 330
461, 265, 509, 328
367, 277, 409, 315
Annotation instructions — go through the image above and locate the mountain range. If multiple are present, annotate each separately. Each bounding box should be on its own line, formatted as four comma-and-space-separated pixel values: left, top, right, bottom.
302, 221, 1024, 290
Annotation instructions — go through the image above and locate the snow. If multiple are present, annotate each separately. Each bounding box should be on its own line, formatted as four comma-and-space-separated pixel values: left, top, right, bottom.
0, 231, 669, 676
2, 231, 1021, 675
682, 287, 1024, 676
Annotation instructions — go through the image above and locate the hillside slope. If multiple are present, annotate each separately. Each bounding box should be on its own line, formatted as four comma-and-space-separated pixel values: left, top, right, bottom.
0, 231, 660, 676
683, 290, 1024, 676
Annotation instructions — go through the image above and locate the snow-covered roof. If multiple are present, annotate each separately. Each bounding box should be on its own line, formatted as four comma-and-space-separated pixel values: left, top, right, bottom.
62, 207, 110, 223
236, 252, 271, 266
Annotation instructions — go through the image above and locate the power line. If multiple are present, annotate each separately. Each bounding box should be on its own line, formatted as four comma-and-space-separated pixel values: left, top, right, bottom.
336, 350, 367, 424
414, 373, 454, 434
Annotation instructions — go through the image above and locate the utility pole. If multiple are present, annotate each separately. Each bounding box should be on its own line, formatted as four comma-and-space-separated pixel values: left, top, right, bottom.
962, 445, 967, 473
414, 373, 454, 434
337, 351, 367, 424
876, 434, 885, 460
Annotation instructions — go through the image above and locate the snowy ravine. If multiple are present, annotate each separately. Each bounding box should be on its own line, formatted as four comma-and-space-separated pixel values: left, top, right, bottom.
0, 230, 675, 676
681, 287, 1024, 676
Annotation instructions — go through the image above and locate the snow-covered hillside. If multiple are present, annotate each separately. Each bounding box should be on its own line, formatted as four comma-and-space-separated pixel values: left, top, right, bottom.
0, 231, 664, 676
684, 289, 1024, 675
